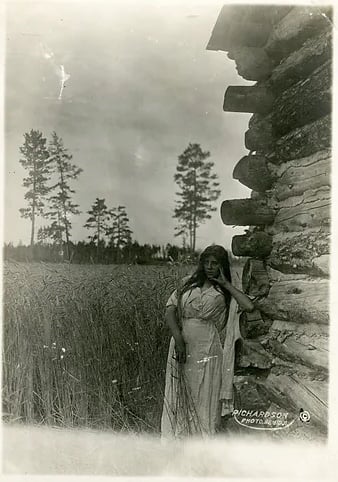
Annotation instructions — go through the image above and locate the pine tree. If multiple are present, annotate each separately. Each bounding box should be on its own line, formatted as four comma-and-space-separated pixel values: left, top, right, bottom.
84, 198, 110, 260
38, 221, 63, 248
47, 132, 82, 260
19, 129, 51, 247
173, 143, 221, 252
37, 227, 49, 245
107, 205, 133, 248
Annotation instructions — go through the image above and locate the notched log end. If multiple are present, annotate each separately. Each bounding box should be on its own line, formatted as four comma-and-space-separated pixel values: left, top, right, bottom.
223, 86, 274, 114
233, 154, 275, 192
221, 199, 275, 226
232, 231, 273, 258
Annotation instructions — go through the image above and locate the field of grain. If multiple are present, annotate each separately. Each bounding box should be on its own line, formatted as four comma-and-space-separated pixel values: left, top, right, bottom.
2, 261, 193, 432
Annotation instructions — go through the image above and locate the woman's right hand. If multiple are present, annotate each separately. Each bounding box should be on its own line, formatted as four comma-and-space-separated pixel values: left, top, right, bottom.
175, 337, 186, 364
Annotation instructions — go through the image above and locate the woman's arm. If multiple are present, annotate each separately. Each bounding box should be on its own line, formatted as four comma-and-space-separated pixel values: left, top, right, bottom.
212, 268, 255, 313
222, 282, 255, 312
165, 305, 186, 363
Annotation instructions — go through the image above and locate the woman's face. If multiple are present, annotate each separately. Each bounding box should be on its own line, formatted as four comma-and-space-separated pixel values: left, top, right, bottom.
203, 255, 220, 279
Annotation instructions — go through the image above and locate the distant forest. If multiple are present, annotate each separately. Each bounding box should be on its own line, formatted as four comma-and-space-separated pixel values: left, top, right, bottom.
3, 241, 193, 265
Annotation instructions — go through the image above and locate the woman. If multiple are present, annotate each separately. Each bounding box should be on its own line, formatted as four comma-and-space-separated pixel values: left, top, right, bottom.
161, 245, 254, 438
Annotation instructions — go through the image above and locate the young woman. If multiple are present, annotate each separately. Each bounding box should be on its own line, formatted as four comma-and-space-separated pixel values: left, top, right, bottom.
161, 244, 254, 437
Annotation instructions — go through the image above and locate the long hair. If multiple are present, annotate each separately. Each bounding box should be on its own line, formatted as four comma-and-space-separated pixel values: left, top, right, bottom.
180, 245, 232, 310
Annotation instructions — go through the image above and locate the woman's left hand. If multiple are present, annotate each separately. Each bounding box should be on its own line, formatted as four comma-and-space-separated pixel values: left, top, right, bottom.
212, 269, 255, 313
211, 268, 230, 288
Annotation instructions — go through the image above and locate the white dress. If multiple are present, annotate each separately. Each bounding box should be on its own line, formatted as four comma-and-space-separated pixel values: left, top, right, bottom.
161, 285, 228, 438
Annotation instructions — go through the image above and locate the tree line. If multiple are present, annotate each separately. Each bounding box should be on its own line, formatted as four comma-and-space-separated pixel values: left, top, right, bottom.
7, 129, 221, 264
3, 240, 194, 265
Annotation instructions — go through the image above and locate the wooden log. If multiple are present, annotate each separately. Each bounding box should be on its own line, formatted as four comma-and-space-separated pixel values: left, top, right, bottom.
225, 5, 292, 25
250, 191, 264, 200
266, 267, 307, 283
242, 259, 270, 296
265, 6, 333, 62
268, 336, 328, 371
232, 376, 272, 413
274, 187, 330, 231
232, 231, 273, 258
220, 199, 275, 226
248, 112, 266, 129
271, 319, 329, 337
229, 5, 291, 24
270, 114, 331, 163
270, 29, 332, 93
240, 310, 273, 339
223, 86, 274, 114
226, 47, 273, 81
281, 330, 328, 360
255, 275, 329, 325
273, 149, 331, 201
238, 339, 273, 370
267, 361, 328, 380
269, 6, 294, 25
206, 5, 273, 51
206, 5, 240, 51
312, 255, 330, 276
272, 61, 332, 138
267, 228, 330, 275
257, 373, 328, 428
233, 154, 274, 192
245, 114, 274, 152
217, 22, 272, 49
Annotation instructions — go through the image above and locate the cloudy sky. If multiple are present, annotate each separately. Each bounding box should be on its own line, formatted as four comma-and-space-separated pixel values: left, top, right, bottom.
4, 0, 252, 249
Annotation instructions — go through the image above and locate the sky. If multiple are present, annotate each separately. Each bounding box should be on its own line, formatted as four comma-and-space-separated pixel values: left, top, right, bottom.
4, 0, 253, 250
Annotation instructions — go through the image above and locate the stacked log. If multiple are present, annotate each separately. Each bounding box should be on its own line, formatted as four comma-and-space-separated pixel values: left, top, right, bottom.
233, 154, 275, 192
208, 5, 331, 431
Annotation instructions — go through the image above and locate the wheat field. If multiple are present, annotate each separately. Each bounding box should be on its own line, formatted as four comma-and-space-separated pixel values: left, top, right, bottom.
2, 260, 194, 432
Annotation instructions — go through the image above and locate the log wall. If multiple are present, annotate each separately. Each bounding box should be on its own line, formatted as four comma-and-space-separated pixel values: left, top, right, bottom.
207, 4, 331, 431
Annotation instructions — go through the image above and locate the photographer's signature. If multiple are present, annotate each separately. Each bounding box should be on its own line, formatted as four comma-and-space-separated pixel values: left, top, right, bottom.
232, 407, 311, 430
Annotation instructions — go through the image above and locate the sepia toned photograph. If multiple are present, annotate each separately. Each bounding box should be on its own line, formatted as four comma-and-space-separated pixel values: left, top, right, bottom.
1, 0, 335, 478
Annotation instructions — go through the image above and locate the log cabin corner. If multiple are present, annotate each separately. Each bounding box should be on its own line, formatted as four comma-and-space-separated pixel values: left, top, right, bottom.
207, 4, 332, 433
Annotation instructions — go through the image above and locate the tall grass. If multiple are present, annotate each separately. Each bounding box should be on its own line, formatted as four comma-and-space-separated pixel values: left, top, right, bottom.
2, 261, 192, 432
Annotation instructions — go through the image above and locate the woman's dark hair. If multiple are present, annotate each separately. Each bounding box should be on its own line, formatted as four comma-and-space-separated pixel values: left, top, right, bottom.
181, 245, 232, 309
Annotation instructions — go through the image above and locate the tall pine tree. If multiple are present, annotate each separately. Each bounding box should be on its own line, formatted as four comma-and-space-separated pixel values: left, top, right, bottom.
19, 129, 51, 247
174, 143, 221, 252
84, 198, 110, 259
47, 132, 82, 260
107, 205, 133, 249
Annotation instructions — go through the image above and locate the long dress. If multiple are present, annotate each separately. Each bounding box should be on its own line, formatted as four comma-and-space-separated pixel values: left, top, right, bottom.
161, 285, 228, 438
